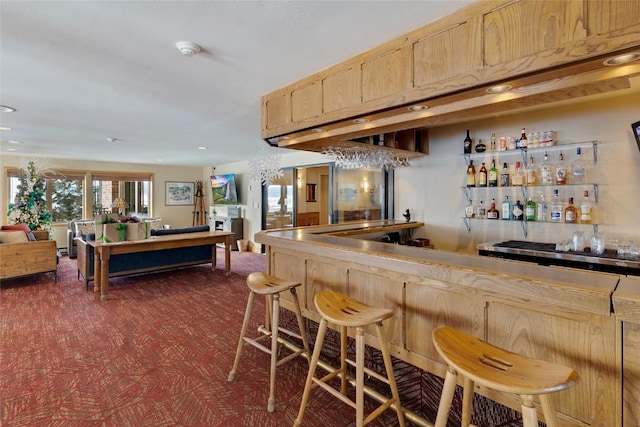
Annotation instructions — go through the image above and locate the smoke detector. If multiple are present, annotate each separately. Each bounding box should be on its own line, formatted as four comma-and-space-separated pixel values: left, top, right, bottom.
176, 41, 201, 57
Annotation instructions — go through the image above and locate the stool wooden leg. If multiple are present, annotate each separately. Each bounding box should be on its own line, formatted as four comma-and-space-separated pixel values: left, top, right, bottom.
435, 366, 458, 427
539, 394, 559, 427
340, 325, 348, 395
461, 376, 474, 427
294, 318, 329, 427
228, 291, 255, 382
290, 287, 311, 358
355, 326, 365, 427
520, 395, 538, 427
267, 293, 280, 412
375, 323, 406, 427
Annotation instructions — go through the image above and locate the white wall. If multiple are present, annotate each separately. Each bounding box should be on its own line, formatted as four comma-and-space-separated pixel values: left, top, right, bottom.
395, 91, 640, 254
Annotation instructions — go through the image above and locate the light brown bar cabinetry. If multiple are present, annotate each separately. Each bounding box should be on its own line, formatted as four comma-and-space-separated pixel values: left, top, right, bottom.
256, 223, 620, 426
612, 276, 640, 427
262, 0, 640, 151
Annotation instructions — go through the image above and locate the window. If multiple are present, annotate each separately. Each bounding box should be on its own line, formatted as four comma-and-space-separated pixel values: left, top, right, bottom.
6, 168, 153, 223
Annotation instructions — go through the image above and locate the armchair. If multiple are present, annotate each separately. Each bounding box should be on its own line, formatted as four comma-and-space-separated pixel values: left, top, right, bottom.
67, 219, 95, 258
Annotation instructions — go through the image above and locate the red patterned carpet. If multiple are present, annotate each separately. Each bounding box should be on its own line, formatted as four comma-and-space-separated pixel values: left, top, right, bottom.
1, 252, 526, 427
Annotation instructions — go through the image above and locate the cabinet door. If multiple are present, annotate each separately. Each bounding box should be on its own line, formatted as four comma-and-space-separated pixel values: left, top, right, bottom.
361, 46, 412, 102
483, 1, 587, 67
323, 67, 360, 114
413, 20, 479, 87
292, 81, 322, 122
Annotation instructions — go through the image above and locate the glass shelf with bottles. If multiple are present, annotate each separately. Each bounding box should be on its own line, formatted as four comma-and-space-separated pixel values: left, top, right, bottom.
463, 140, 598, 169
462, 187, 600, 237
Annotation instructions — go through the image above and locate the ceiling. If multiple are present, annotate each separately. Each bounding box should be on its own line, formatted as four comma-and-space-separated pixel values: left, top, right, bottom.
0, 0, 476, 167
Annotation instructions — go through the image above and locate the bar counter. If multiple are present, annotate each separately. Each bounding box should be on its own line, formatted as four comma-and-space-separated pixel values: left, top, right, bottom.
255, 220, 636, 427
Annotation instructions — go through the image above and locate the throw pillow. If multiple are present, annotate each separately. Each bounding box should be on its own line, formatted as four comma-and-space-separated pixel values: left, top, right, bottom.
0, 230, 29, 243
75, 221, 95, 238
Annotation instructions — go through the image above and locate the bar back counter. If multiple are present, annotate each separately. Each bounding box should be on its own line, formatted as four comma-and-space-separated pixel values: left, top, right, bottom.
255, 220, 639, 427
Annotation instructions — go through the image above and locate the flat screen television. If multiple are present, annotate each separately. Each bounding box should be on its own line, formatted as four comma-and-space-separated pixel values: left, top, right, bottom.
633, 120, 640, 153
211, 174, 238, 205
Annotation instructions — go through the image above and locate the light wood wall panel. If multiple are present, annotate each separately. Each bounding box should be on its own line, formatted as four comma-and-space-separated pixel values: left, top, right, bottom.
305, 258, 348, 311
347, 269, 403, 347
264, 92, 290, 129
623, 322, 640, 426
488, 302, 616, 425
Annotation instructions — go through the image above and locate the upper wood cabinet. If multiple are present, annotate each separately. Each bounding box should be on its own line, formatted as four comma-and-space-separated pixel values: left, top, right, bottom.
262, 0, 640, 151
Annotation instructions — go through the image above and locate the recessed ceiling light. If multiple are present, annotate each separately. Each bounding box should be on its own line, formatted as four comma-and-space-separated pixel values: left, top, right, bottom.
353, 118, 369, 124
106, 137, 117, 143
279, 136, 290, 141
0, 126, 12, 131
603, 51, 640, 66
6, 147, 18, 151
0, 105, 16, 113
157, 159, 164, 162
197, 146, 208, 150
311, 128, 325, 133
408, 104, 427, 111
8, 140, 23, 144
486, 84, 513, 94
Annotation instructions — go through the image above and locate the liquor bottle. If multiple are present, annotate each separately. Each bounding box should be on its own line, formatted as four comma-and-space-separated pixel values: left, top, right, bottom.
580, 190, 593, 224
466, 160, 476, 187
475, 200, 486, 219
526, 155, 538, 186
512, 200, 524, 220
511, 161, 525, 186
475, 138, 487, 153
555, 152, 568, 185
564, 197, 578, 223
571, 147, 587, 184
463, 129, 472, 154
525, 197, 537, 221
519, 128, 528, 149
540, 152, 554, 185
550, 189, 563, 222
536, 194, 548, 222
490, 133, 497, 151
488, 158, 498, 187
465, 200, 475, 218
501, 196, 511, 220
478, 162, 487, 187
487, 198, 499, 219
500, 162, 510, 187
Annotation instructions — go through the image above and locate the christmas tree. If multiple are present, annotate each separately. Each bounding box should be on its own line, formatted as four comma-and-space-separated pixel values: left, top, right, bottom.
7, 161, 51, 231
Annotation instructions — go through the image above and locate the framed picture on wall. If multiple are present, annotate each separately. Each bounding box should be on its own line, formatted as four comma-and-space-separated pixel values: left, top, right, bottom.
165, 181, 194, 205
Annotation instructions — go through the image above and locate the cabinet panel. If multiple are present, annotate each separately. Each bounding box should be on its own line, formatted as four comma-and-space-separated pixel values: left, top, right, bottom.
588, 0, 640, 35
623, 321, 640, 426
271, 248, 306, 307
348, 269, 403, 347
483, 1, 587, 67
413, 21, 477, 86
305, 259, 348, 311
323, 67, 360, 113
264, 92, 290, 130
405, 282, 484, 360
488, 302, 616, 425
292, 81, 322, 122
362, 46, 412, 102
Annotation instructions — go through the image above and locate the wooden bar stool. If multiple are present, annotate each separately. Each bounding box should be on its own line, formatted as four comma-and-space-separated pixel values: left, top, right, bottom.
228, 272, 310, 412
432, 326, 580, 427
294, 290, 406, 427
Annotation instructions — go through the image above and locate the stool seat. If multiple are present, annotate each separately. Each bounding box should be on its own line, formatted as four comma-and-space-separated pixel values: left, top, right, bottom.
295, 290, 406, 427
228, 272, 310, 413
246, 272, 301, 295
432, 326, 579, 427
314, 290, 393, 327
